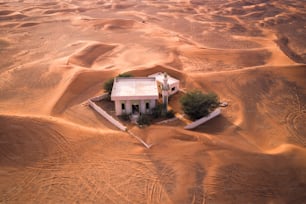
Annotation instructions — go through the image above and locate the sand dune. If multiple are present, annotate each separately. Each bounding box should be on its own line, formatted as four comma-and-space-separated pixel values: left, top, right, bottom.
18, 22, 39, 27
1, 0, 306, 203
128, 64, 186, 82
0, 10, 14, 15
74, 17, 140, 31
189, 65, 306, 149
178, 46, 272, 72
51, 69, 117, 115
0, 11, 27, 20
68, 43, 117, 68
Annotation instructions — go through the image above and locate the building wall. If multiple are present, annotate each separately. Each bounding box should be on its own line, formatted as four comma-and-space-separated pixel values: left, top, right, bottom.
114, 99, 157, 115
114, 100, 122, 115
184, 108, 221, 130
89, 100, 127, 131
156, 81, 179, 96
169, 82, 179, 95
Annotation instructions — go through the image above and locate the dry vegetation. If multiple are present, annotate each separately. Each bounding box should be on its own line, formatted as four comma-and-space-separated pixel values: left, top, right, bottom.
0, 0, 306, 203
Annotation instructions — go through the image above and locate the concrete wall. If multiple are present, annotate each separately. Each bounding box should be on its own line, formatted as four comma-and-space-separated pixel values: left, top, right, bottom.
114, 99, 157, 115
156, 117, 178, 124
90, 94, 109, 102
88, 100, 127, 131
126, 100, 132, 114
140, 100, 146, 113
150, 100, 156, 111
169, 82, 179, 95
156, 81, 179, 96
184, 108, 221, 130
114, 100, 122, 115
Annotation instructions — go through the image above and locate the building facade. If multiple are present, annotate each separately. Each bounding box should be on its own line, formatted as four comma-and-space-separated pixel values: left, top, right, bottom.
111, 77, 159, 116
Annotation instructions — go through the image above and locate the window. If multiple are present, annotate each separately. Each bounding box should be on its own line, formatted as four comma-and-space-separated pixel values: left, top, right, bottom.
145, 102, 150, 109
121, 103, 125, 110
171, 87, 176, 92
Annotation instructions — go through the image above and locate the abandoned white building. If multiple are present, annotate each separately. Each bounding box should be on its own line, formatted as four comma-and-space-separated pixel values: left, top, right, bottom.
111, 77, 159, 116
111, 73, 179, 116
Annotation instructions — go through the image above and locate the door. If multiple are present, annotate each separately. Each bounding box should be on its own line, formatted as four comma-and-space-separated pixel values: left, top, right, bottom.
132, 104, 139, 114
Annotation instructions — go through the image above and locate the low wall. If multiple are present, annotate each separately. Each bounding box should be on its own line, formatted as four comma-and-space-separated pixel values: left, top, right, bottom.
127, 130, 152, 149
88, 100, 127, 131
90, 93, 109, 102
184, 108, 221, 130
156, 117, 178, 124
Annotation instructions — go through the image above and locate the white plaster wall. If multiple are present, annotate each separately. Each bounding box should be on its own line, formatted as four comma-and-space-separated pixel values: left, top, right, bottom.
91, 94, 109, 102
169, 82, 179, 95
184, 108, 221, 130
157, 82, 179, 96
150, 100, 156, 109
89, 100, 127, 131
126, 100, 131, 114
115, 99, 157, 115
140, 100, 146, 113
114, 100, 122, 116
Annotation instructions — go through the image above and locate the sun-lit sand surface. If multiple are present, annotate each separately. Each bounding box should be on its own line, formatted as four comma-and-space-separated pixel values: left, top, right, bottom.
1, 0, 306, 203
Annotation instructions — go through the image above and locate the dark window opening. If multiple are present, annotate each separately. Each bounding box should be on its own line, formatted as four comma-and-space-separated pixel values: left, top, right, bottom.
146, 102, 150, 109
121, 103, 125, 110
171, 87, 176, 92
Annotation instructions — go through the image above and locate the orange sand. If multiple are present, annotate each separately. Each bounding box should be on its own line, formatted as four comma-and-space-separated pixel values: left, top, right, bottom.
0, 0, 306, 203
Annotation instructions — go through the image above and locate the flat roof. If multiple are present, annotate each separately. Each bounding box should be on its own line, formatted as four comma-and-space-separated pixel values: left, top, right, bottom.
111, 77, 159, 100
148, 72, 179, 85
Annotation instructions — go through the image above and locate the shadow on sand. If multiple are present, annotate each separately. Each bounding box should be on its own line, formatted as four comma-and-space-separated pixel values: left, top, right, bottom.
192, 114, 240, 134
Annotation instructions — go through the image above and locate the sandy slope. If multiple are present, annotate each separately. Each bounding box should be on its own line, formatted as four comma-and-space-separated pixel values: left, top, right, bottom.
0, 0, 306, 203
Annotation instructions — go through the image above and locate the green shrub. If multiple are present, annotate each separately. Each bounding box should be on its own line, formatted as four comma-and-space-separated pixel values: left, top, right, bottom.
119, 113, 130, 122
103, 73, 133, 95
151, 104, 163, 118
180, 90, 219, 120
118, 73, 133, 78
137, 114, 151, 126
166, 110, 175, 119
103, 78, 114, 95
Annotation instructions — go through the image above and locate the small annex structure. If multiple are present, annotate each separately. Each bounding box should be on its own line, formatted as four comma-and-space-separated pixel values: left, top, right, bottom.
111, 73, 180, 116
148, 72, 179, 95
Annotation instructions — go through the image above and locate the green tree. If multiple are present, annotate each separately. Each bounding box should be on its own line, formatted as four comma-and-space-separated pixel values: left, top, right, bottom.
103, 73, 133, 95
180, 90, 219, 120
166, 110, 175, 119
103, 78, 114, 95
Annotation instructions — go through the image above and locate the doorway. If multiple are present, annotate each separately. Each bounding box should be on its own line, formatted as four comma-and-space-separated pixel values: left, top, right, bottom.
132, 104, 139, 114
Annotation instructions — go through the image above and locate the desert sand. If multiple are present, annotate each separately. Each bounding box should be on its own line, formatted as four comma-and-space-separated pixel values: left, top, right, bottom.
0, 0, 306, 203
